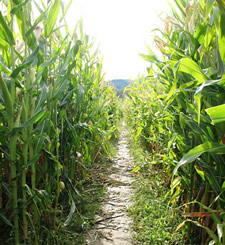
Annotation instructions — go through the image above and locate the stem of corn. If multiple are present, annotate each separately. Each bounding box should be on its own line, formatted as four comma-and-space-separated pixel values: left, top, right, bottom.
9, 2, 19, 242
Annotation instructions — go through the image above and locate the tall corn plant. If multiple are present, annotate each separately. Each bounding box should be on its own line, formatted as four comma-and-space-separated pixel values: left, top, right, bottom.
125, 0, 225, 243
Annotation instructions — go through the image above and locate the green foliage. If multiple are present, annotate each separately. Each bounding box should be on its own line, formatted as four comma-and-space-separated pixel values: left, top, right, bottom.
0, 1, 122, 244
125, 0, 225, 244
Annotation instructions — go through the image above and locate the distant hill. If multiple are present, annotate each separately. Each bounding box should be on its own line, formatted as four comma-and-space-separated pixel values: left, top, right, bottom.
109, 79, 133, 98
109, 79, 131, 90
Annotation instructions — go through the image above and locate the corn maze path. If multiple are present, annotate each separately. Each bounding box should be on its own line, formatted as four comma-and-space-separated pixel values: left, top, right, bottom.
85, 121, 135, 245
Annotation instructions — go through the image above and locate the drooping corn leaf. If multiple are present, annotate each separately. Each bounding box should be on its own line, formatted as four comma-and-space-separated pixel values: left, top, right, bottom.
195, 79, 224, 95
176, 219, 221, 244
175, 58, 208, 84
173, 142, 225, 175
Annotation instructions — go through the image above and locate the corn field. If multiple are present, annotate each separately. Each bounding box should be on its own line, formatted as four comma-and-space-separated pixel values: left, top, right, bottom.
0, 0, 121, 244
125, 0, 225, 244
2, 0, 225, 244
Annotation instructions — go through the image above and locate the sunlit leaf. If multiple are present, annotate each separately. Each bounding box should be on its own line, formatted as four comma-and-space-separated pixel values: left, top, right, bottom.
175, 58, 208, 84
218, 11, 225, 64
0, 11, 15, 45
173, 142, 225, 175
206, 104, 225, 124
44, 0, 60, 38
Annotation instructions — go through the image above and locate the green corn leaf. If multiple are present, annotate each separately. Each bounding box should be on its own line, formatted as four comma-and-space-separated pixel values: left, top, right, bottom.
134, 125, 143, 142
0, 37, 10, 49
40, 0, 47, 9
22, 154, 40, 170
173, 142, 225, 175
194, 23, 208, 45
73, 40, 82, 57
194, 93, 201, 125
169, 2, 184, 24
217, 223, 225, 242
0, 11, 15, 45
25, 185, 41, 217
7, 0, 11, 23
67, 177, 83, 203
26, 212, 37, 242
53, 79, 70, 100
132, 166, 141, 173
18, 110, 46, 129
195, 79, 224, 95
0, 72, 13, 120
175, 58, 208, 84
205, 0, 216, 21
218, 11, 225, 64
10, 47, 39, 78
165, 80, 177, 101
173, 0, 186, 17
33, 0, 44, 13
204, 28, 216, 52
44, 0, 60, 38
140, 53, 160, 64
0, 59, 11, 75
180, 219, 221, 244
36, 56, 57, 82
206, 104, 225, 124
25, 10, 47, 38
2, 182, 12, 198
59, 0, 73, 23
197, 159, 221, 196
36, 190, 52, 206
171, 176, 182, 194
0, 213, 13, 227
11, 0, 29, 14
194, 165, 205, 181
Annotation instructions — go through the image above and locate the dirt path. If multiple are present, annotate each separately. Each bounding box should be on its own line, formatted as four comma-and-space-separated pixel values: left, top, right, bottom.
85, 121, 135, 245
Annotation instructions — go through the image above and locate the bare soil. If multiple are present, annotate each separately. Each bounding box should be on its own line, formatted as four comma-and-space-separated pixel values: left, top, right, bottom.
84, 121, 135, 245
